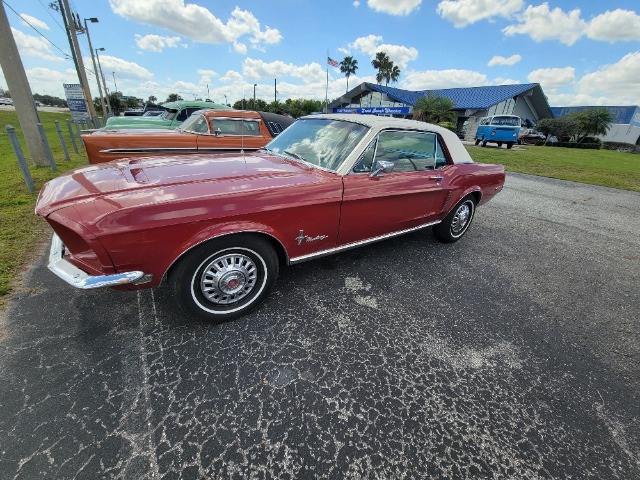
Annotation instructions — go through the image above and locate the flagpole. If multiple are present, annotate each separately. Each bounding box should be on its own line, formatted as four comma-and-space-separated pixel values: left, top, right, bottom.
325, 50, 329, 113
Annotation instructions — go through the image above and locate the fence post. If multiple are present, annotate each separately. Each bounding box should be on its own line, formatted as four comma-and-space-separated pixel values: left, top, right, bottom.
55, 120, 70, 161
66, 119, 79, 153
6, 125, 35, 192
73, 121, 83, 147
36, 123, 57, 172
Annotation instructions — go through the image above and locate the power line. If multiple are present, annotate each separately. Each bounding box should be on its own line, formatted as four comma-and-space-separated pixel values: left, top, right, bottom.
2, 0, 71, 60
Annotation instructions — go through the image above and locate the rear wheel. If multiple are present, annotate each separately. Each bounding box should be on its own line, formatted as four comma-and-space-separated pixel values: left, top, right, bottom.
432, 196, 476, 243
481, 140, 487, 147
474, 138, 480, 146
169, 235, 278, 322
497, 142, 503, 147
507, 142, 514, 149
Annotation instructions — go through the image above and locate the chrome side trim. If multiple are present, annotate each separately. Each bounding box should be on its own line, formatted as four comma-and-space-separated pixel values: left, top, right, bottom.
47, 233, 147, 289
100, 147, 198, 154
289, 221, 440, 265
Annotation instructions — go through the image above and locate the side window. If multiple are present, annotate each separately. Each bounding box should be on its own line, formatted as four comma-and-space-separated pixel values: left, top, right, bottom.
176, 108, 196, 122
352, 140, 377, 172
372, 130, 437, 172
213, 119, 261, 136
435, 138, 449, 169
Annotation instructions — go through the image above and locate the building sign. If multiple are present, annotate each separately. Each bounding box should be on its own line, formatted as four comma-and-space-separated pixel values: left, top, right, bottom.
333, 106, 411, 115
63, 83, 90, 122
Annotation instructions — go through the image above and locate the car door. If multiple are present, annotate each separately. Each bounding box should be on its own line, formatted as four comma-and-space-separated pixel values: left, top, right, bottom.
338, 129, 451, 246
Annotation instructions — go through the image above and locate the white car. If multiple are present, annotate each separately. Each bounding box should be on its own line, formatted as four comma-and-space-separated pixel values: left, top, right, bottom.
0, 97, 14, 105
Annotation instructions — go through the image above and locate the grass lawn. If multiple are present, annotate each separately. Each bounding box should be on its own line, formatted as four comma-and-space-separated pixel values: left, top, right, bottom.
0, 109, 639, 308
467, 143, 640, 192
0, 109, 88, 309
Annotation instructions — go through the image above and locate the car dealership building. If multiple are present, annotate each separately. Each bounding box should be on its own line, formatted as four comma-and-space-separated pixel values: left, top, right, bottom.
328, 82, 640, 145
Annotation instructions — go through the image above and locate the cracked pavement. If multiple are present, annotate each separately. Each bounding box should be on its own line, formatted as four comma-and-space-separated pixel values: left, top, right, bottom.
1, 173, 639, 479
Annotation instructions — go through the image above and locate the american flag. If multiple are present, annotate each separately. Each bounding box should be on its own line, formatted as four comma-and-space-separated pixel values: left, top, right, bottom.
327, 57, 339, 67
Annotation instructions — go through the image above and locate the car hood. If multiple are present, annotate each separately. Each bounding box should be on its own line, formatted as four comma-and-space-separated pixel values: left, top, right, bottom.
36, 152, 324, 218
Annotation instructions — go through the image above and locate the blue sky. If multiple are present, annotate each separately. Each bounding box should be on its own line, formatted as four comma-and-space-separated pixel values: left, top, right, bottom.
2, 0, 639, 107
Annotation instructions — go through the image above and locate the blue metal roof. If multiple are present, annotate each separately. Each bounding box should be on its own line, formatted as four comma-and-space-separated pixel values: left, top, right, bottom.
366, 82, 541, 110
551, 106, 640, 125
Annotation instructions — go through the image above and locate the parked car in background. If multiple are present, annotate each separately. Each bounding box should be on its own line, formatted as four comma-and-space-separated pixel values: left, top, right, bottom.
36, 114, 505, 322
0, 97, 14, 105
518, 128, 546, 144
474, 115, 521, 149
105, 100, 231, 130
82, 110, 295, 164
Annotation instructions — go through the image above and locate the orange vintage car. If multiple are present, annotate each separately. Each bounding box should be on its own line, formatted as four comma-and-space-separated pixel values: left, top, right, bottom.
82, 109, 295, 164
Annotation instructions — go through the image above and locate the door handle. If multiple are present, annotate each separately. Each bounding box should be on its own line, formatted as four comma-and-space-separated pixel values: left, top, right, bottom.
429, 175, 444, 181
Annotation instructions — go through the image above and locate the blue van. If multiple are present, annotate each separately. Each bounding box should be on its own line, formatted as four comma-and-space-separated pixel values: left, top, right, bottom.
474, 115, 521, 149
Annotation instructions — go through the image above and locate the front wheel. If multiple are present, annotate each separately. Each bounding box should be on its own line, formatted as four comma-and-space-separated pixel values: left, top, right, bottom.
507, 142, 514, 149
474, 138, 480, 146
432, 196, 476, 243
169, 235, 279, 322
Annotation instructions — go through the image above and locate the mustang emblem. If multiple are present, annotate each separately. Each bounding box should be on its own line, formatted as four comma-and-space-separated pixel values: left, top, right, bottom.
296, 230, 328, 245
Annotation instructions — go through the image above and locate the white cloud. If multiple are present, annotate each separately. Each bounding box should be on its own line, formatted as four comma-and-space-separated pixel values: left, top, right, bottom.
348, 35, 418, 69
24, 67, 79, 96
492, 78, 521, 85
19, 13, 49, 30
109, 0, 282, 51
367, 0, 422, 16
488, 54, 521, 67
134, 34, 182, 52
242, 58, 325, 83
11, 28, 63, 62
96, 55, 153, 80
586, 9, 640, 42
402, 69, 488, 90
503, 4, 586, 46
437, 0, 524, 28
353, 0, 361, 7
527, 67, 575, 90
576, 52, 640, 105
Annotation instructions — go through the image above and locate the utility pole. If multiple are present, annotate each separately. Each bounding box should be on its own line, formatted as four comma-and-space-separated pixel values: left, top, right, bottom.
95, 48, 111, 115
83, 18, 107, 119
59, 0, 96, 118
0, 2, 49, 166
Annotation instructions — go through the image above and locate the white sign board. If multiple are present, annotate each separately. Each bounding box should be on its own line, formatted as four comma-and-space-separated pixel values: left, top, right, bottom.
63, 83, 90, 123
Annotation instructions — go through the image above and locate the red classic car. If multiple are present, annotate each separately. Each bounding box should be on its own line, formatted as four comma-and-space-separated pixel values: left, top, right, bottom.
82, 109, 295, 164
36, 114, 505, 322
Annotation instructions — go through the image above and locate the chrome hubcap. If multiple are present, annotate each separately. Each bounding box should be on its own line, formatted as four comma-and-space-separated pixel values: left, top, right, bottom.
199, 253, 257, 305
451, 203, 471, 235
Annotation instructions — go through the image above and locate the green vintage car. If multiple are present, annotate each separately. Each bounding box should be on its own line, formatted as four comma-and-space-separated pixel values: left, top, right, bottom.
105, 100, 231, 130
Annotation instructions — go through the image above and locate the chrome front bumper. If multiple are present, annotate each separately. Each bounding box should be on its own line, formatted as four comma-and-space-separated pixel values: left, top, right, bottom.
47, 233, 146, 289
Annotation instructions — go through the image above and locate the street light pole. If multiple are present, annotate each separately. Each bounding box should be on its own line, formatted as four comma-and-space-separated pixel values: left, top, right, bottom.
95, 48, 111, 116
253, 84, 257, 107
83, 18, 107, 120
112, 72, 118, 94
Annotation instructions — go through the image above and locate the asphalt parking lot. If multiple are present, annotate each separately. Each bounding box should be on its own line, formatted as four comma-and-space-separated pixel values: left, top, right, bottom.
1, 172, 639, 479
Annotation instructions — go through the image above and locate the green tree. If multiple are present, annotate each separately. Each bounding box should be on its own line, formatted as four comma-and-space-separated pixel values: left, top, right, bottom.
148, 95, 157, 104
413, 96, 457, 124
573, 108, 612, 143
166, 93, 182, 102
107, 92, 122, 115
371, 52, 400, 86
537, 117, 580, 143
339, 56, 358, 92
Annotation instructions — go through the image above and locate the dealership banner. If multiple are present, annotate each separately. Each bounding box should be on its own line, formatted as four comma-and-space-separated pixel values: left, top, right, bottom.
63, 83, 90, 122
333, 106, 412, 115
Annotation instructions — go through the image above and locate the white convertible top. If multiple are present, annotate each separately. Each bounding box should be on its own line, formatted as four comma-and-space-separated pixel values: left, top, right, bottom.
304, 113, 474, 168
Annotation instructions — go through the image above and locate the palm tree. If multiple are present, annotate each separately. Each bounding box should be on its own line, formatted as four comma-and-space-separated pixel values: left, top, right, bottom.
371, 52, 401, 86
339, 56, 358, 92
413, 95, 457, 124
371, 52, 390, 85
573, 108, 613, 143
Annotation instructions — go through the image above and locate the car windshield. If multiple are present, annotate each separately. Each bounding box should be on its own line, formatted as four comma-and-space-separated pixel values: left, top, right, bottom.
491, 116, 520, 126
265, 118, 369, 171
178, 113, 210, 134
160, 110, 177, 120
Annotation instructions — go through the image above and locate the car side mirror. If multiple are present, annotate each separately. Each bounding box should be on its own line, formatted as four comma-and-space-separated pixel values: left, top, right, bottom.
214, 128, 223, 137
370, 160, 394, 177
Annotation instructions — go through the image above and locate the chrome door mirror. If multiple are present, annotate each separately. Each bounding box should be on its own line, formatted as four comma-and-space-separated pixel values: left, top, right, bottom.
370, 160, 394, 177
